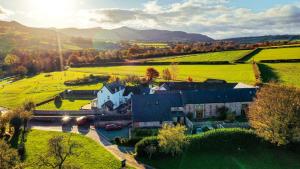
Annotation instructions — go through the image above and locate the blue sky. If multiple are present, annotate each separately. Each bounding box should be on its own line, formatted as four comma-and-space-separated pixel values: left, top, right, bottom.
0, 0, 300, 39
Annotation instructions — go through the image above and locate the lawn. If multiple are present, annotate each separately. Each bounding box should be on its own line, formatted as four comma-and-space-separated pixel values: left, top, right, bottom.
69, 64, 256, 84
141, 146, 300, 169
36, 99, 91, 110
25, 130, 128, 169
0, 71, 102, 108
147, 50, 251, 62
258, 63, 300, 87
249, 47, 300, 62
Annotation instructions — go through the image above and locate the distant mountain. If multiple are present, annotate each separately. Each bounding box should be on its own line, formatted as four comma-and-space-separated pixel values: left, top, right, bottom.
57, 26, 214, 42
224, 35, 300, 44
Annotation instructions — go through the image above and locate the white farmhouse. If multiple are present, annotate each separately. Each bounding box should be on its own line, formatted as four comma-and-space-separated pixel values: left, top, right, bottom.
96, 82, 129, 110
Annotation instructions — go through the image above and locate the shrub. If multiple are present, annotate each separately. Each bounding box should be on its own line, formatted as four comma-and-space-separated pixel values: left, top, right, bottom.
135, 128, 263, 158
64, 75, 109, 86
115, 137, 143, 147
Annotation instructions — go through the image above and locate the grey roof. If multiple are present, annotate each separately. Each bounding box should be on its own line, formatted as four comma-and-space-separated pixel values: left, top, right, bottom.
181, 88, 257, 104
104, 82, 125, 94
132, 93, 183, 122
159, 81, 238, 91
132, 88, 257, 122
123, 85, 150, 96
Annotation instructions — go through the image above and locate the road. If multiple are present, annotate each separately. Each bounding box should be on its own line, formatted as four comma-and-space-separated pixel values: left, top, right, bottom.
29, 122, 153, 169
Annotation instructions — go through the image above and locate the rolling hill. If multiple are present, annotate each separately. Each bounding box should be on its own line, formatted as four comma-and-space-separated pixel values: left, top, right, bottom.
57, 26, 214, 42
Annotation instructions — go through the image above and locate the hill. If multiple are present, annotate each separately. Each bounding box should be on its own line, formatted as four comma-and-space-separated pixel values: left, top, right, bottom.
224, 35, 300, 44
57, 26, 214, 42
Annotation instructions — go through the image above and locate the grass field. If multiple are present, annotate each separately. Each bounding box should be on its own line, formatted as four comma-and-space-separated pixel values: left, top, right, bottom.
36, 99, 91, 110
0, 72, 102, 108
249, 47, 300, 62
148, 50, 251, 62
133, 42, 169, 48
258, 63, 300, 87
70, 64, 256, 84
25, 130, 128, 169
141, 146, 300, 169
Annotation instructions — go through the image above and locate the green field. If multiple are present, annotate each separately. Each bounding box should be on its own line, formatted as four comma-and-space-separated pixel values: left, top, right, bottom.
0, 72, 102, 108
25, 130, 127, 169
36, 99, 91, 110
70, 64, 256, 84
258, 63, 300, 87
133, 42, 169, 48
148, 50, 251, 62
250, 47, 300, 62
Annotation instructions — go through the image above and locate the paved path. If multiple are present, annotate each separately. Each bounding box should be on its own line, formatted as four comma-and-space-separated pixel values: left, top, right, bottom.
29, 122, 153, 169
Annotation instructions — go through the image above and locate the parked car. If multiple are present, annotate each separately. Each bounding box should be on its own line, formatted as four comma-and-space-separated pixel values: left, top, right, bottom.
62, 116, 72, 125
105, 123, 122, 131
76, 116, 89, 126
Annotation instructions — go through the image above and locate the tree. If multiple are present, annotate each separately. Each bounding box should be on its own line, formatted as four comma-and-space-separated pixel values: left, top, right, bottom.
158, 124, 188, 156
4, 54, 19, 66
54, 95, 63, 109
23, 100, 35, 112
36, 135, 81, 169
187, 76, 193, 82
248, 84, 300, 145
169, 64, 179, 80
13, 66, 28, 76
124, 74, 140, 85
162, 68, 172, 81
0, 140, 22, 169
146, 67, 159, 81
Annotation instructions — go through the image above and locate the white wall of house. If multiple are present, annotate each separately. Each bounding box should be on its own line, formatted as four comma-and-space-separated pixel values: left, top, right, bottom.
97, 86, 130, 109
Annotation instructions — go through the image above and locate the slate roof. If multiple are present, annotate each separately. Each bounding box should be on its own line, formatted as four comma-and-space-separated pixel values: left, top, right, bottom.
132, 88, 257, 122
159, 81, 238, 91
132, 93, 183, 122
123, 85, 150, 96
181, 88, 257, 104
104, 82, 125, 94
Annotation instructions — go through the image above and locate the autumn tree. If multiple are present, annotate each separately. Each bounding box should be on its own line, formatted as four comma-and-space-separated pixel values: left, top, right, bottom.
0, 140, 22, 169
146, 67, 159, 81
187, 76, 193, 82
162, 68, 172, 81
248, 84, 300, 145
36, 135, 81, 169
169, 64, 179, 80
158, 124, 188, 156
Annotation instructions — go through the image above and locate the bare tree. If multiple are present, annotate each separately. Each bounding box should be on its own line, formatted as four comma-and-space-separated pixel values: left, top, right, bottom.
36, 135, 81, 169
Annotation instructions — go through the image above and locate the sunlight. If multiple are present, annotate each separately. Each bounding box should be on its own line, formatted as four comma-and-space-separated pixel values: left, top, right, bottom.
28, 0, 76, 20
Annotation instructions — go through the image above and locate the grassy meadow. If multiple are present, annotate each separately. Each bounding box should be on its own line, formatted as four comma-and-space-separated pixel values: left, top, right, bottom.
0, 72, 102, 108
148, 50, 251, 62
70, 64, 256, 84
25, 130, 127, 169
258, 63, 300, 87
250, 47, 300, 62
36, 99, 91, 110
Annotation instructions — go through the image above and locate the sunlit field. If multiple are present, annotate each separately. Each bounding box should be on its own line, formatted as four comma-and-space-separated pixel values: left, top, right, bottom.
0, 72, 102, 108
25, 130, 127, 169
70, 64, 256, 84
250, 47, 300, 62
148, 50, 251, 62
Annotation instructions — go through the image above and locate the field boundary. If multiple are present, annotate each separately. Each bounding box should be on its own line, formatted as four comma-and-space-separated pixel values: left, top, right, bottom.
259, 59, 300, 63
252, 62, 262, 85
235, 48, 262, 63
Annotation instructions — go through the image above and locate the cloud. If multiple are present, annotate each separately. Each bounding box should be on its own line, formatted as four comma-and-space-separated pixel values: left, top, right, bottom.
0, 6, 13, 21
87, 0, 300, 39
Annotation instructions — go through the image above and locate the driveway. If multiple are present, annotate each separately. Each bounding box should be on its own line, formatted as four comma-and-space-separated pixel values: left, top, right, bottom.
29, 122, 153, 169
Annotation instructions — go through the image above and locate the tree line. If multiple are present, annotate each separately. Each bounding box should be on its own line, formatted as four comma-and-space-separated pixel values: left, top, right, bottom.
1, 40, 299, 77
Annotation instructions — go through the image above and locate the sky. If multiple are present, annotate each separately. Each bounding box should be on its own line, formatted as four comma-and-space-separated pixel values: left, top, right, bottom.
0, 0, 300, 39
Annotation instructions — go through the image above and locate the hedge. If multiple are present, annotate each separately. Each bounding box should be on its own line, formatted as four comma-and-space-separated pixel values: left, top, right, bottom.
135, 128, 263, 157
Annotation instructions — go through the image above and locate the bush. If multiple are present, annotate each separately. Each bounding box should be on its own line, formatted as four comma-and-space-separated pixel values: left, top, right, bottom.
132, 128, 159, 137
114, 137, 143, 147
64, 75, 109, 86
135, 128, 263, 158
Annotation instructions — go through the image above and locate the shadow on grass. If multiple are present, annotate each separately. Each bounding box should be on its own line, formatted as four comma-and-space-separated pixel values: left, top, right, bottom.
258, 64, 280, 83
